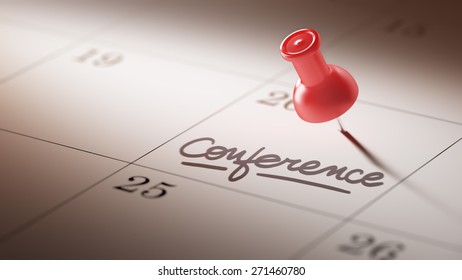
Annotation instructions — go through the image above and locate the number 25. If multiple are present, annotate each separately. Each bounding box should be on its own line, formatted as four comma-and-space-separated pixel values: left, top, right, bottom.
114, 176, 176, 199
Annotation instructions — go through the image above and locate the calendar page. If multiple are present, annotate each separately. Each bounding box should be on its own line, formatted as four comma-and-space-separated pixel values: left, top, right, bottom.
0, 0, 461, 259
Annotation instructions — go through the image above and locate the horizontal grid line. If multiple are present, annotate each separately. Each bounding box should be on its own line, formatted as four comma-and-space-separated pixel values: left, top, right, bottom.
0, 128, 131, 164
0, 3, 151, 87
1, 0, 461, 258
357, 100, 462, 126
289, 137, 462, 259
131, 160, 462, 256
0, 66, 291, 245
3, 126, 462, 256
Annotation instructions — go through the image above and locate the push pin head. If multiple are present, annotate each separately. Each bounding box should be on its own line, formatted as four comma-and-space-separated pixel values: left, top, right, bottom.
281, 29, 358, 123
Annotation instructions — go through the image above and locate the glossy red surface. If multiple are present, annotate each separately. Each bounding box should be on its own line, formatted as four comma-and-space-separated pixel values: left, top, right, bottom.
281, 28, 358, 123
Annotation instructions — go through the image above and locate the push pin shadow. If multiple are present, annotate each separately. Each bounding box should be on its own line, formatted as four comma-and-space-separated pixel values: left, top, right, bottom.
280, 29, 358, 132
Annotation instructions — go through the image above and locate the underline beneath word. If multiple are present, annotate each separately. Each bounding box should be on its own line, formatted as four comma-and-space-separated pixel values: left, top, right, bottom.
256, 173, 350, 194
181, 161, 228, 171
181, 161, 350, 194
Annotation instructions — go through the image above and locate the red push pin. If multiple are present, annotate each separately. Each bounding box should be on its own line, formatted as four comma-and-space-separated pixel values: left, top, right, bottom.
280, 28, 358, 131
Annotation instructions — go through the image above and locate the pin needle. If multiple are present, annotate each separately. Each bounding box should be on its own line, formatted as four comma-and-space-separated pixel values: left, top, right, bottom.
336, 118, 346, 133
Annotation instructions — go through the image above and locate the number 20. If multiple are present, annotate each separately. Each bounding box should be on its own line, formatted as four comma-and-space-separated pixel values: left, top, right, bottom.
75, 48, 123, 67
114, 176, 176, 199
257, 91, 294, 111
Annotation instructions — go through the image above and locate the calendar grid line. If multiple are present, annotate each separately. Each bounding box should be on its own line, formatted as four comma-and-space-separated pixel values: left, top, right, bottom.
0, 128, 131, 164
0, 163, 132, 244
1, 123, 461, 256
357, 100, 462, 126
2, 53, 459, 253
1, 88, 460, 174
0, 66, 292, 244
81, 5, 461, 128
0, 2, 153, 87
134, 164, 347, 221
0, 39, 81, 86
89, 3, 400, 94
262, 75, 462, 126
131, 161, 462, 256
349, 218, 462, 255
0, 15, 82, 39
1, 0, 460, 258
92, 36, 286, 85
125, 69, 292, 164
290, 137, 462, 259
